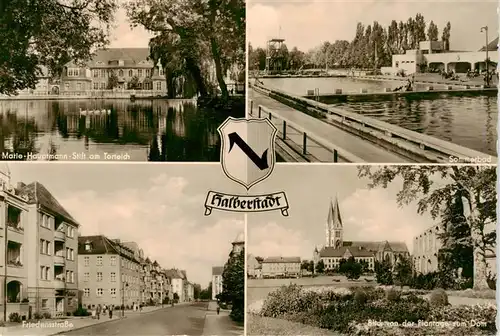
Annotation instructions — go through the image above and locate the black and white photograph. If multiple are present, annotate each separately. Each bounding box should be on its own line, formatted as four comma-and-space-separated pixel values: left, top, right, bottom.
0, 163, 244, 335
246, 164, 497, 335
0, 0, 245, 162
248, 0, 497, 164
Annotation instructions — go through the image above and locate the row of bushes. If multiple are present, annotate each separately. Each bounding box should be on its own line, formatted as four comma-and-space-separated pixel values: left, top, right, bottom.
9, 311, 52, 322
259, 284, 496, 335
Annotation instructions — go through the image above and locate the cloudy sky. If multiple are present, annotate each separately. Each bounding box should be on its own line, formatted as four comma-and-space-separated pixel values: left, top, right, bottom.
247, 164, 439, 261
108, 6, 152, 48
248, 0, 498, 52
8, 163, 244, 288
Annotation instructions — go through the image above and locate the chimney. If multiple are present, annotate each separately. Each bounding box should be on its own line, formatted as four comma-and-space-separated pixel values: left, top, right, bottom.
17, 182, 25, 190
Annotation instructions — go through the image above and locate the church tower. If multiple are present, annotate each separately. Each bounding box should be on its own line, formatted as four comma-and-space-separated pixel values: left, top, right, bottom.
326, 197, 343, 248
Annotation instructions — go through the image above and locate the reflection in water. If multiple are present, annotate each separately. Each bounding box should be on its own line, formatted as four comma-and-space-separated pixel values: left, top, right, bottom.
0, 99, 244, 161
264, 78, 497, 156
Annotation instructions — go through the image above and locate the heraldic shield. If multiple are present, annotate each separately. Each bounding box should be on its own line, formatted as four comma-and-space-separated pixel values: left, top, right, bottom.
218, 117, 277, 190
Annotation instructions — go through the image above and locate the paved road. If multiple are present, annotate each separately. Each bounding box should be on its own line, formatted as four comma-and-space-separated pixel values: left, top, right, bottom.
249, 88, 409, 163
61, 302, 243, 336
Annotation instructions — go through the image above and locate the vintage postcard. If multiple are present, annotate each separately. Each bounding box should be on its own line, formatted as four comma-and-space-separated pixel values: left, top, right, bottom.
0, 0, 245, 162
246, 164, 497, 336
0, 163, 244, 335
247, 0, 497, 164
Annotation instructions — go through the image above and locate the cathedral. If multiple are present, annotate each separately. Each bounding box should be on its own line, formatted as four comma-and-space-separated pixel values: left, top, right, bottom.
313, 198, 410, 271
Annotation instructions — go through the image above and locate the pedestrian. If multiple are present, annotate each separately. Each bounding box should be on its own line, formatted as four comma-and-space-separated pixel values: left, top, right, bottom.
109, 305, 113, 319
96, 304, 101, 320
216, 304, 220, 315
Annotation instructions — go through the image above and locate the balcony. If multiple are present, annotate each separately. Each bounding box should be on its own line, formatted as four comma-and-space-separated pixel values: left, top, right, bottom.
54, 230, 66, 241
54, 255, 65, 266
53, 276, 65, 289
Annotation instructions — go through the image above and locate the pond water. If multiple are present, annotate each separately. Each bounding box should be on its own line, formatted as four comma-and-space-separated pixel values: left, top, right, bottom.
262, 78, 497, 156
0, 99, 245, 161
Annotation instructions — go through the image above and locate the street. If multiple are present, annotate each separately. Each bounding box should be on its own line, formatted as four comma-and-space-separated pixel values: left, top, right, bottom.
61, 302, 243, 336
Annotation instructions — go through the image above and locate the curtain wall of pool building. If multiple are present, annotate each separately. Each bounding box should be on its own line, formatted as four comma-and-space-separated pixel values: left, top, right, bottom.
0, 99, 244, 162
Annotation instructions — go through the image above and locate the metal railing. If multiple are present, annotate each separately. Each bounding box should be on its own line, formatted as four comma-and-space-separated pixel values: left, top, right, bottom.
248, 99, 364, 163
251, 83, 496, 163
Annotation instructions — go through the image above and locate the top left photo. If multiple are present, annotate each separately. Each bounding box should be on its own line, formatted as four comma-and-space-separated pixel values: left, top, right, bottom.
0, 0, 245, 162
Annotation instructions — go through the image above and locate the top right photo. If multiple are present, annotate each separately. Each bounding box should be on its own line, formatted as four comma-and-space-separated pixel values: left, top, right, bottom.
248, 0, 498, 164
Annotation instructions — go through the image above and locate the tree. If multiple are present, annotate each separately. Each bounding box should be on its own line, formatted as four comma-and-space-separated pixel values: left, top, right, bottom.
394, 256, 413, 287
315, 259, 325, 273
0, 0, 117, 95
339, 257, 362, 280
127, 75, 140, 90
220, 247, 244, 322
199, 282, 212, 300
126, 0, 245, 100
193, 283, 202, 300
427, 21, 439, 41
173, 292, 179, 302
442, 22, 451, 51
107, 70, 119, 90
308, 260, 315, 274
375, 259, 394, 285
358, 166, 496, 290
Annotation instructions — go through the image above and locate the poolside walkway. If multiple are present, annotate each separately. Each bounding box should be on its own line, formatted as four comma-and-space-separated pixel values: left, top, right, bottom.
249, 88, 409, 163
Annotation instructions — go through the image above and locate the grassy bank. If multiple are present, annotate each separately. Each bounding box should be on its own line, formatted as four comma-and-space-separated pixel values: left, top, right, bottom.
247, 314, 341, 336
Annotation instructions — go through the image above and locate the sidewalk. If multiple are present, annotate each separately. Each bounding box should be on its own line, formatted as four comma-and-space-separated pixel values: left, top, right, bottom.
0, 315, 125, 336
0, 302, 196, 336
202, 311, 243, 336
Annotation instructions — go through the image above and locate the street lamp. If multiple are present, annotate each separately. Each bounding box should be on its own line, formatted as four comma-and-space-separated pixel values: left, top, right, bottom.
121, 282, 128, 317
481, 26, 490, 87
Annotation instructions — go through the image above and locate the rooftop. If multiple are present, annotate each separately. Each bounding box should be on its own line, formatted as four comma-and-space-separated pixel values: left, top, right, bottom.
262, 256, 301, 263
17, 182, 78, 226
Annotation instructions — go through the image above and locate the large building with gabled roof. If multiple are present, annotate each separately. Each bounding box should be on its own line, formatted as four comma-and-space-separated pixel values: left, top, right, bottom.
313, 197, 410, 271
78, 235, 143, 309
12, 180, 80, 319
60, 48, 168, 94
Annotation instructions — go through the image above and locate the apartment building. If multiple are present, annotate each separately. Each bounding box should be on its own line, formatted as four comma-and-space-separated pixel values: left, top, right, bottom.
143, 259, 171, 305
60, 48, 167, 94
0, 170, 30, 321
261, 257, 301, 278
16, 181, 80, 318
78, 236, 142, 309
211, 266, 223, 300
166, 269, 188, 303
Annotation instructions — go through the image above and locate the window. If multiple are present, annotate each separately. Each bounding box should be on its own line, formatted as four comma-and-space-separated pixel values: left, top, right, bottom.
111, 272, 116, 282
67, 226, 74, 238
138, 69, 143, 77
145, 69, 150, 77
97, 272, 103, 281
93, 70, 99, 77
84, 288, 90, 297
74, 69, 79, 77
110, 256, 116, 266
156, 82, 162, 91
84, 256, 89, 266
159, 69, 163, 76
70, 249, 74, 260
97, 288, 103, 297
128, 70, 133, 77
93, 82, 99, 90
118, 70, 123, 77
40, 240, 50, 255
101, 70, 106, 78
84, 272, 89, 281
100, 82, 106, 89
97, 256, 102, 266
42, 299, 48, 308
110, 288, 117, 297
40, 266, 49, 280
68, 69, 73, 77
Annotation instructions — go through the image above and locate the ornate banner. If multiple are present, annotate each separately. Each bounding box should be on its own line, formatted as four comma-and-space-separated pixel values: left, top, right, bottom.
204, 191, 289, 216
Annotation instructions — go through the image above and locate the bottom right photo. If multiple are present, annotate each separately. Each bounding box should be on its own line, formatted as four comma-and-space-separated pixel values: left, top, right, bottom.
246, 164, 496, 336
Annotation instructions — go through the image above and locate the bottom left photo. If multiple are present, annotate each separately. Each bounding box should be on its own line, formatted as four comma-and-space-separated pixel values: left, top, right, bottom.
0, 163, 244, 336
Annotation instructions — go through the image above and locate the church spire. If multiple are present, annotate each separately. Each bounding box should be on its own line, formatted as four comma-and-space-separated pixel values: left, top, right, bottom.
327, 196, 342, 229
